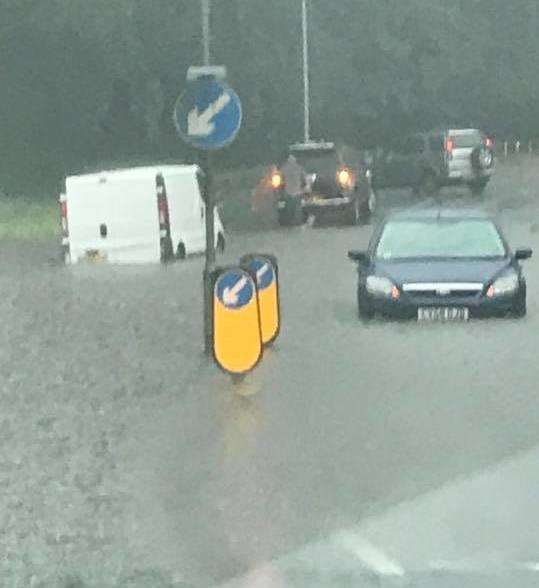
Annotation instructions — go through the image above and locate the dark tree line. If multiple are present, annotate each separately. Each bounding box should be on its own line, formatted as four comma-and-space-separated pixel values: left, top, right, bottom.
1, 0, 538, 193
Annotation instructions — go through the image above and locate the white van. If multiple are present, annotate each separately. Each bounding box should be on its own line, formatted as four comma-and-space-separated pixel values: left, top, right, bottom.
59, 165, 225, 264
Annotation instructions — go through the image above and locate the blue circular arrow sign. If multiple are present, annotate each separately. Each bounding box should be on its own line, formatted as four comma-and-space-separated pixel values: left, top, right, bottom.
174, 79, 242, 150
215, 269, 254, 309
247, 257, 275, 291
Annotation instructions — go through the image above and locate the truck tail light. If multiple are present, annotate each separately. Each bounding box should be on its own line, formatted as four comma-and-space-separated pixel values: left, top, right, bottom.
270, 170, 284, 190
337, 167, 354, 189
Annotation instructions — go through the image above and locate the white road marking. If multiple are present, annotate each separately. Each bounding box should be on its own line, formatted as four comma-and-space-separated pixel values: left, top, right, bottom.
336, 530, 405, 577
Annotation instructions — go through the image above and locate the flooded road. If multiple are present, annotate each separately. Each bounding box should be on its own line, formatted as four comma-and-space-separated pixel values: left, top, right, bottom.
2, 160, 539, 586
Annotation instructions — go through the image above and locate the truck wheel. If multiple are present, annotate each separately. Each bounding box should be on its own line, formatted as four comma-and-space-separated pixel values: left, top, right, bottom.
345, 198, 361, 226
277, 207, 291, 226
278, 199, 303, 226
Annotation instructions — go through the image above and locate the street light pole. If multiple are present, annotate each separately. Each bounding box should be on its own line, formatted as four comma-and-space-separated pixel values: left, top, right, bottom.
202, 0, 211, 66
302, 0, 311, 143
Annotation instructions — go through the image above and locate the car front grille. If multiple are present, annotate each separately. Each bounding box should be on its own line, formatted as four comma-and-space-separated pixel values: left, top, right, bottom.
402, 282, 484, 299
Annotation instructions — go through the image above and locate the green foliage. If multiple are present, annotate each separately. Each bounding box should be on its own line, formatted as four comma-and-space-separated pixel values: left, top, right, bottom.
1, 0, 538, 193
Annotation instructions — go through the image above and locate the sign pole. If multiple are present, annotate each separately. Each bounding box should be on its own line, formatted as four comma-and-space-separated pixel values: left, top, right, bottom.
203, 149, 215, 355
173, 63, 241, 356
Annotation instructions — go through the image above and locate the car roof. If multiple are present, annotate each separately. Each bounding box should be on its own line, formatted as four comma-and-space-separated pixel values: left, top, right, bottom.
289, 141, 336, 153
386, 208, 492, 221
66, 164, 199, 184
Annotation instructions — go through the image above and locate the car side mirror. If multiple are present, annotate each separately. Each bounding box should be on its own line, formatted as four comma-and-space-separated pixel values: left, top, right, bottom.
348, 250, 368, 263
515, 248, 533, 260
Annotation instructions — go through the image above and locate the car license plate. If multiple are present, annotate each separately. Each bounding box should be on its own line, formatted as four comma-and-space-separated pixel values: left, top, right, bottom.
85, 249, 106, 263
418, 307, 469, 322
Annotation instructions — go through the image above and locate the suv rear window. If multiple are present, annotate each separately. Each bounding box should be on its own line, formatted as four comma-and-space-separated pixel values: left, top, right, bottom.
291, 149, 339, 174
448, 132, 482, 149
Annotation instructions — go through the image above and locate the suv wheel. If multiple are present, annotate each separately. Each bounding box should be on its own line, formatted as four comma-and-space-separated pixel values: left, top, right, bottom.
361, 189, 377, 223
469, 178, 489, 196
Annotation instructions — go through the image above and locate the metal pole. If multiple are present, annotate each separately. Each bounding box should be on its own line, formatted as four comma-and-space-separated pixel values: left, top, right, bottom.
202, 0, 211, 66
201, 0, 214, 354
302, 0, 310, 143
202, 151, 215, 355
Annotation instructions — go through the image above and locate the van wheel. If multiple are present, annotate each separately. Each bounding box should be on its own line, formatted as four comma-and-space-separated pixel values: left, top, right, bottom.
216, 234, 225, 254
176, 242, 186, 260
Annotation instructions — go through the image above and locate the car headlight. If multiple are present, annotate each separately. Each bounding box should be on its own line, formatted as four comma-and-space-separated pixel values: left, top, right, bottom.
366, 276, 400, 299
487, 272, 519, 297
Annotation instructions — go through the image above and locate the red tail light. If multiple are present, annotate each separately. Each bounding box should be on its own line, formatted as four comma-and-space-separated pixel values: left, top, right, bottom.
485, 137, 493, 149
59, 195, 68, 236
158, 192, 169, 227
444, 138, 454, 154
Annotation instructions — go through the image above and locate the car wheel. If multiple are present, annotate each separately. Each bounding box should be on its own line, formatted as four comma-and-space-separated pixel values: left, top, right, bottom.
357, 288, 374, 321
512, 284, 527, 318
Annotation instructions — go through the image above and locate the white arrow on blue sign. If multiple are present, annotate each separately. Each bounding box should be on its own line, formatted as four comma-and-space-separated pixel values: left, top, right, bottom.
174, 78, 242, 150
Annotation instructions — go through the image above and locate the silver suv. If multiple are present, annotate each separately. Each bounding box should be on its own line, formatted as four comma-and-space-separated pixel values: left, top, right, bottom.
372, 128, 495, 196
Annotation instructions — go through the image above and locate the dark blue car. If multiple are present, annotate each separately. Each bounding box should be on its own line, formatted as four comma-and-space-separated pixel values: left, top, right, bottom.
348, 209, 532, 321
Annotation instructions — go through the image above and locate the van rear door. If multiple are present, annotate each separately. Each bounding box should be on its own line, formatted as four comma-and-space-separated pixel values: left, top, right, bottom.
165, 167, 206, 255
66, 171, 160, 264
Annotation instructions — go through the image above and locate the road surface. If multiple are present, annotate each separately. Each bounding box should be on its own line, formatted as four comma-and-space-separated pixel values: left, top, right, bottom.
2, 159, 539, 587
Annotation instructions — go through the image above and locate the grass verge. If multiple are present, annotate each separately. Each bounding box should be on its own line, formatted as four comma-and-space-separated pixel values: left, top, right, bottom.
0, 165, 274, 243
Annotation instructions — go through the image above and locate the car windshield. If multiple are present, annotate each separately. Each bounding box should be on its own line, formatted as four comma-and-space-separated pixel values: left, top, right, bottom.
375, 219, 506, 259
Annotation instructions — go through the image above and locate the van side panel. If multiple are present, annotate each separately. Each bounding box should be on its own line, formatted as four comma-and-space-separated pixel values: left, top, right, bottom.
66, 175, 160, 264
165, 170, 205, 255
